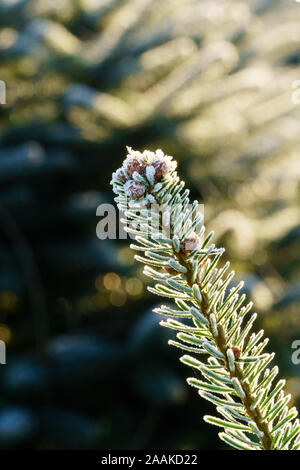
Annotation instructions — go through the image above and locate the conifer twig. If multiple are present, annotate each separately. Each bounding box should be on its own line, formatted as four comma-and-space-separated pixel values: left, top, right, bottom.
111, 147, 300, 450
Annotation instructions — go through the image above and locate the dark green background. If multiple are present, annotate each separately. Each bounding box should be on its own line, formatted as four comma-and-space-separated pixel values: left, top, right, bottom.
0, 0, 299, 450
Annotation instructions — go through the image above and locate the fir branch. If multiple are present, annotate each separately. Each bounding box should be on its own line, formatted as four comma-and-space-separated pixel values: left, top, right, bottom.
111, 147, 300, 451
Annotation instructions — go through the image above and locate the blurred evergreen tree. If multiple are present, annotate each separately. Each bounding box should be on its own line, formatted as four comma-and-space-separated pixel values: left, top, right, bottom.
0, 0, 299, 450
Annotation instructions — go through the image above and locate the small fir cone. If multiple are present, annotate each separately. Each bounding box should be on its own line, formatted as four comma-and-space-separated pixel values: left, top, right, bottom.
164, 266, 178, 276
124, 155, 147, 178
151, 158, 169, 181
180, 235, 199, 253
111, 148, 177, 198
232, 346, 241, 360
116, 168, 127, 182
124, 180, 146, 199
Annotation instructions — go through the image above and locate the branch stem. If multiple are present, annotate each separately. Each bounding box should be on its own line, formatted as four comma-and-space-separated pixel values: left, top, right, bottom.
176, 251, 273, 450
154, 192, 273, 450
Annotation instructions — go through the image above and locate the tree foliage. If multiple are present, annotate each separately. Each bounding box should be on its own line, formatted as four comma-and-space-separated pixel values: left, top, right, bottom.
112, 147, 300, 450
